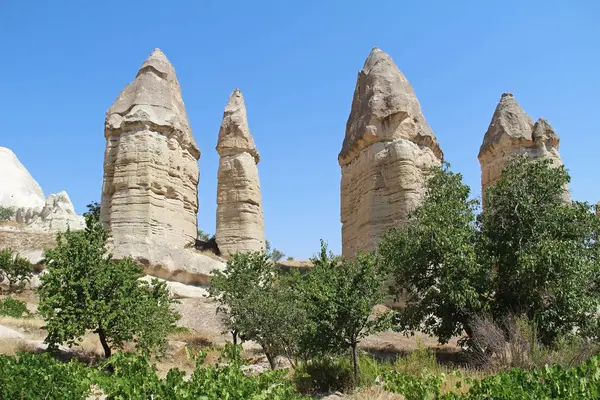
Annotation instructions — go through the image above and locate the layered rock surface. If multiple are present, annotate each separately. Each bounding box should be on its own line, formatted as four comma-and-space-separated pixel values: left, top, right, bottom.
479, 93, 563, 199
339, 48, 443, 258
0, 147, 84, 232
215, 89, 265, 257
101, 48, 223, 283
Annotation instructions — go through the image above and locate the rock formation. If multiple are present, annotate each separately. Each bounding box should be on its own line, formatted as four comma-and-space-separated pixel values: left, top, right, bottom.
479, 93, 563, 199
0, 147, 45, 210
339, 48, 443, 258
101, 48, 223, 284
0, 147, 84, 232
215, 89, 265, 257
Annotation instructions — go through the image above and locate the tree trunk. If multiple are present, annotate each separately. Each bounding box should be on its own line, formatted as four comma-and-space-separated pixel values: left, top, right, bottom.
98, 328, 112, 358
232, 330, 238, 345
351, 342, 359, 382
265, 351, 276, 370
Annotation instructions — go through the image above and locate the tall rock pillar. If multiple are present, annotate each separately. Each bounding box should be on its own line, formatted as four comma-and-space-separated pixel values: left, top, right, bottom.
215, 89, 265, 257
339, 48, 443, 258
479, 93, 563, 201
101, 49, 208, 279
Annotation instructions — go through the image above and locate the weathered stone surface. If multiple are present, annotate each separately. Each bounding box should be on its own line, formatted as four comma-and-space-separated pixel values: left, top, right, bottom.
339, 48, 443, 258
0, 147, 45, 210
479, 93, 563, 199
101, 48, 223, 282
16, 191, 84, 231
0, 147, 84, 232
215, 89, 265, 257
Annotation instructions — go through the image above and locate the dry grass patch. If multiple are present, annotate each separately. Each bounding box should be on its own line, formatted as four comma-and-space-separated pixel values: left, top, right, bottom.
0, 316, 45, 339
347, 387, 406, 400
0, 338, 35, 356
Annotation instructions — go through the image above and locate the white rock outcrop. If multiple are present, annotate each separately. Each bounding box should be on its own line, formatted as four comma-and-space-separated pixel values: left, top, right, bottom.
215, 89, 266, 257
339, 48, 443, 258
101, 48, 224, 283
0, 147, 84, 232
479, 93, 563, 200
0, 147, 45, 210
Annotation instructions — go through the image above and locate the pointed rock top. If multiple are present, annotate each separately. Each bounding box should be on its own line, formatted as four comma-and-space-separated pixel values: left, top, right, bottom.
105, 48, 199, 160
339, 47, 442, 166
216, 89, 259, 163
479, 93, 535, 158
0, 147, 46, 209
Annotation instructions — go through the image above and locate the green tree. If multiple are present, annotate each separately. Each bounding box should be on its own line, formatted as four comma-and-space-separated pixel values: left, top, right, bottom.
0, 249, 33, 293
209, 251, 307, 369
378, 163, 490, 344
38, 210, 180, 358
478, 157, 600, 344
264, 240, 286, 262
303, 241, 389, 381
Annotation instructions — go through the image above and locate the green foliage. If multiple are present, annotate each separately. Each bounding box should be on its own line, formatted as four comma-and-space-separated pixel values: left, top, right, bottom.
210, 252, 307, 368
302, 241, 390, 380
0, 248, 33, 293
0, 205, 15, 221
197, 228, 211, 241
0, 296, 30, 318
478, 156, 600, 344
383, 371, 443, 400
379, 162, 488, 344
294, 357, 355, 395
380, 157, 600, 347
265, 240, 285, 262
38, 213, 180, 358
0, 352, 91, 399
96, 344, 307, 399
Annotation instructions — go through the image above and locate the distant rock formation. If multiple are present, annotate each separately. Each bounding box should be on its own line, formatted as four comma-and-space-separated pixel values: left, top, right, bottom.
101, 48, 223, 284
479, 93, 563, 200
215, 89, 265, 257
0, 147, 84, 232
339, 48, 443, 258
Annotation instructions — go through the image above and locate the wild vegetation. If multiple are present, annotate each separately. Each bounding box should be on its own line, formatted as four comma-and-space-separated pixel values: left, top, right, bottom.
0, 156, 599, 398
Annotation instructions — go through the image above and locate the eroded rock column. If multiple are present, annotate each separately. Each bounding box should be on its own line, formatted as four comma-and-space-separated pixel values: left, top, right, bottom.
339, 48, 443, 258
215, 89, 265, 257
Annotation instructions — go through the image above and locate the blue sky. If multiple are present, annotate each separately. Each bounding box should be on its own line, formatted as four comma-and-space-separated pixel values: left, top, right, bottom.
1, 1, 598, 259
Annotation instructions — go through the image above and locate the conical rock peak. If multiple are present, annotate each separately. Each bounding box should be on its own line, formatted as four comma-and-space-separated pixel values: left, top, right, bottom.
216, 89, 259, 163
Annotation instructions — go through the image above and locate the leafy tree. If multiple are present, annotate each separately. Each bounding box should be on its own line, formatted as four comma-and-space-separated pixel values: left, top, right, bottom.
197, 229, 210, 242
0, 206, 15, 221
0, 249, 33, 293
209, 251, 307, 368
84, 201, 101, 222
378, 163, 490, 343
38, 210, 180, 358
264, 240, 286, 262
478, 157, 600, 344
302, 240, 389, 380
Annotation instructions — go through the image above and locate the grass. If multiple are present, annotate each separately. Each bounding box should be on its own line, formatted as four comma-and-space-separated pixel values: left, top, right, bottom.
0, 338, 36, 356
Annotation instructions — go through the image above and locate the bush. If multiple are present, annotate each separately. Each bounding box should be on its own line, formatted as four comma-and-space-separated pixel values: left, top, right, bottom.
0, 249, 33, 293
294, 357, 355, 394
0, 206, 14, 221
0, 352, 91, 399
0, 297, 30, 318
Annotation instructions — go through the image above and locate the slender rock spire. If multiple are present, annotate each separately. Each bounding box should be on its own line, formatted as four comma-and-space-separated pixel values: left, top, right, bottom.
215, 89, 265, 257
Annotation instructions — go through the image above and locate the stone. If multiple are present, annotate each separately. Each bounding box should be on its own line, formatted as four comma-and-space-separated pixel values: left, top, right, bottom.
339, 48, 443, 258
479, 93, 563, 200
16, 191, 85, 231
215, 89, 265, 257
0, 147, 45, 210
0, 147, 84, 232
101, 48, 223, 283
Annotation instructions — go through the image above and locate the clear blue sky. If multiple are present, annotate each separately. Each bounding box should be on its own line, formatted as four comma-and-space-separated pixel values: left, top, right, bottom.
1, 1, 598, 259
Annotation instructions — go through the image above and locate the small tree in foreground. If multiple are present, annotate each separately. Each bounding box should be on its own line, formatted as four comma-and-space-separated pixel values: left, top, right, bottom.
0, 249, 33, 293
302, 241, 389, 381
0, 206, 14, 221
38, 207, 180, 358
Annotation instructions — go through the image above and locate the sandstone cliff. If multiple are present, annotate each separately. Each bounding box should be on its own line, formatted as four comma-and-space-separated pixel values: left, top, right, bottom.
215, 89, 265, 257
101, 48, 223, 284
479, 93, 563, 199
339, 48, 443, 258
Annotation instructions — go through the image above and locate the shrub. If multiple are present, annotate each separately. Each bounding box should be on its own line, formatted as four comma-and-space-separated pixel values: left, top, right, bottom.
294, 356, 355, 394
0, 297, 30, 318
0, 249, 33, 293
0, 206, 14, 221
0, 352, 91, 399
